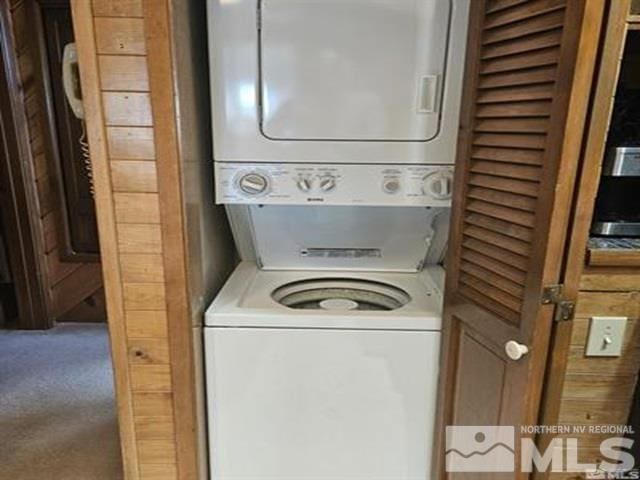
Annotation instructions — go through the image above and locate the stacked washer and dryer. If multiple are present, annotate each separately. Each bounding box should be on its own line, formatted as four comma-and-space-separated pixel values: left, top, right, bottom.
205, 1, 469, 479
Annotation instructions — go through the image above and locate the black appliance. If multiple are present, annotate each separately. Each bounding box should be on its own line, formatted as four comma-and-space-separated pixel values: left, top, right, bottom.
592, 148, 640, 237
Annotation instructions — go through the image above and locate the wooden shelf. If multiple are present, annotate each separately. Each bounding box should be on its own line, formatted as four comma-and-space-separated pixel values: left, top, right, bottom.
587, 247, 640, 267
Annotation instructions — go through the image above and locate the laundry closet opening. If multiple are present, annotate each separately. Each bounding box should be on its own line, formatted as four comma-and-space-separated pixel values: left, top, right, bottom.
199, 1, 470, 480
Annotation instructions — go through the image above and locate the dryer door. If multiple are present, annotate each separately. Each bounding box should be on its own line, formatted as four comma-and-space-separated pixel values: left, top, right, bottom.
259, 0, 451, 141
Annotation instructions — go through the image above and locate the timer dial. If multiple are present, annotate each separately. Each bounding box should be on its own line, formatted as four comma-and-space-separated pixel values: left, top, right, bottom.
422, 170, 453, 200
238, 173, 268, 195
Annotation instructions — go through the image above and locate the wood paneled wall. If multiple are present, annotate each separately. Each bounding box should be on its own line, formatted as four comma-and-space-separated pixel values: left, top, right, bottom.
546, 271, 640, 480
5, 0, 104, 324
70, 0, 236, 478
71, 1, 174, 478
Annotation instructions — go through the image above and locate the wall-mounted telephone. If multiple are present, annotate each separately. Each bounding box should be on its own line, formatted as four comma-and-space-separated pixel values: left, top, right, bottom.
62, 42, 93, 195
62, 43, 84, 120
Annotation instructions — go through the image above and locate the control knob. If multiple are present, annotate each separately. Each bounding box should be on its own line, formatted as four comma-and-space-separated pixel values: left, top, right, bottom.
238, 173, 268, 195
422, 170, 453, 200
382, 178, 401, 194
297, 177, 312, 192
319, 175, 336, 192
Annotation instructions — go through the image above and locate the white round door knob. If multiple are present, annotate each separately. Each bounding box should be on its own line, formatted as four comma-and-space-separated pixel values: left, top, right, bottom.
505, 341, 529, 361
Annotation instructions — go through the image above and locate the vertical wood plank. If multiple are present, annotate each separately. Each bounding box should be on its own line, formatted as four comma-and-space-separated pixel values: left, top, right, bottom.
142, 1, 199, 478
70, 1, 139, 478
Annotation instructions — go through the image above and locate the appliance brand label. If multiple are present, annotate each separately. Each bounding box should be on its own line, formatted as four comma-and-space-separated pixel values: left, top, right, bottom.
301, 248, 382, 259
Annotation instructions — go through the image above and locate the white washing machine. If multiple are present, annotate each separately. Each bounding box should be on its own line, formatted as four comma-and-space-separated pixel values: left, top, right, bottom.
204, 205, 451, 480
205, 263, 444, 480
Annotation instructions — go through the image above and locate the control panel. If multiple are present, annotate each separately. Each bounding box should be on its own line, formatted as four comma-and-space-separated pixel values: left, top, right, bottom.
215, 163, 454, 206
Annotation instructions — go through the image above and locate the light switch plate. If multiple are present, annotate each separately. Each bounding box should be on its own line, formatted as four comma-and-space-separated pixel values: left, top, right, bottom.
585, 316, 627, 357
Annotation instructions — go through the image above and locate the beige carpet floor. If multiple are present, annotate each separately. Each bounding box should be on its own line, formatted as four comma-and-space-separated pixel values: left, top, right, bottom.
0, 323, 123, 480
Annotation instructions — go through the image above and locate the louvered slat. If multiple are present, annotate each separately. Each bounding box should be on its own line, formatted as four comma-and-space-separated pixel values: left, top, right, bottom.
486, 0, 529, 15
481, 47, 560, 74
460, 261, 525, 298
459, 274, 522, 313
468, 173, 539, 197
483, 9, 565, 45
479, 65, 557, 89
465, 213, 533, 243
461, 250, 528, 286
473, 146, 544, 165
463, 224, 531, 257
470, 160, 542, 181
467, 186, 537, 212
473, 133, 546, 149
467, 200, 536, 228
476, 100, 551, 118
458, 285, 521, 323
484, 0, 565, 30
477, 83, 555, 104
475, 118, 548, 134
481, 28, 563, 59
462, 236, 529, 271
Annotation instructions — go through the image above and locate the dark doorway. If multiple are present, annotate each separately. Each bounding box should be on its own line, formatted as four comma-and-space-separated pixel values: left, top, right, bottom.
0, 0, 105, 329
0, 13, 49, 329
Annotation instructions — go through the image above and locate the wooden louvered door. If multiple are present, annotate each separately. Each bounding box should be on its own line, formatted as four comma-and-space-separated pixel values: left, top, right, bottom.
436, 0, 604, 478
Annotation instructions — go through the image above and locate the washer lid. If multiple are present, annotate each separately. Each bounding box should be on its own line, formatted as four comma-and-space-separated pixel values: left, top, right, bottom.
205, 262, 444, 330
259, 0, 451, 141
272, 278, 411, 311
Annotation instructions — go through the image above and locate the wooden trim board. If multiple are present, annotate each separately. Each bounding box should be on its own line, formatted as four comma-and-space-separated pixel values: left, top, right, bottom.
142, 1, 199, 478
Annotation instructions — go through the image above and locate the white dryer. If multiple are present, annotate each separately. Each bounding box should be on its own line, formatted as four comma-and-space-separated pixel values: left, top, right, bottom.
208, 0, 469, 165
205, 262, 444, 480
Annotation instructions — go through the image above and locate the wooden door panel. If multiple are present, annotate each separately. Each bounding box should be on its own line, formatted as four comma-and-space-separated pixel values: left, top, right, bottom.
454, 326, 508, 426
437, 0, 605, 478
